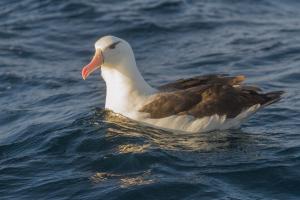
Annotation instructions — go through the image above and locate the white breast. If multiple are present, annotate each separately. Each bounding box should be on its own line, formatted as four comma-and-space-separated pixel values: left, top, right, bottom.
101, 66, 156, 119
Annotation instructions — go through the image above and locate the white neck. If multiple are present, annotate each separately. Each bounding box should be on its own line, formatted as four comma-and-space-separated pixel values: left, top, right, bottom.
101, 58, 155, 117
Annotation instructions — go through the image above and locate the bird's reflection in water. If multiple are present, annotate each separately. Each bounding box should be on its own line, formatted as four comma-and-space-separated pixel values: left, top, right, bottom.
119, 174, 154, 188
90, 170, 153, 188
118, 144, 151, 154
97, 109, 263, 152
89, 109, 274, 187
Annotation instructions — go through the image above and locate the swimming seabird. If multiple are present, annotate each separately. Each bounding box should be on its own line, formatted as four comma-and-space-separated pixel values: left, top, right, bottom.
82, 36, 283, 132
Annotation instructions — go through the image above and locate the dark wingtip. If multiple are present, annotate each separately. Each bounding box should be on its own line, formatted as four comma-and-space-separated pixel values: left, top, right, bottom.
263, 91, 284, 106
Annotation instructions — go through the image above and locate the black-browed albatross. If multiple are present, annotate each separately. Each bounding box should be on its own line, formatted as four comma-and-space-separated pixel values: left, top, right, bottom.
82, 36, 283, 132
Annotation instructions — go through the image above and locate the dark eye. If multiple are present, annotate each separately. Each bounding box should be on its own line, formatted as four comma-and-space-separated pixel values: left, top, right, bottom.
108, 41, 121, 49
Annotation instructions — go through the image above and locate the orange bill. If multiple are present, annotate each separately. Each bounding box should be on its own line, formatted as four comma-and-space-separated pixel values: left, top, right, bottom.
82, 49, 103, 80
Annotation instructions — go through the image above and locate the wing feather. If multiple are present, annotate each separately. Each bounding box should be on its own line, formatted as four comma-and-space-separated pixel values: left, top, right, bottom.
140, 74, 283, 119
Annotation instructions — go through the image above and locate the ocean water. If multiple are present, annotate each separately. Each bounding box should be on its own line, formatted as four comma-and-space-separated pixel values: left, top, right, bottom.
1, 0, 300, 199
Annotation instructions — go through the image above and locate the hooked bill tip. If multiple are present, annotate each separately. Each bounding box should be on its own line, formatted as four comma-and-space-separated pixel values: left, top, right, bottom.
82, 68, 88, 80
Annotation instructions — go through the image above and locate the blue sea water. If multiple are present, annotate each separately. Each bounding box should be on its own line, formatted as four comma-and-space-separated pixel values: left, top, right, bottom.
1, 0, 300, 199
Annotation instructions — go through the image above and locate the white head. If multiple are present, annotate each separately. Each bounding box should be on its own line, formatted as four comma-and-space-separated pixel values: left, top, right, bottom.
82, 36, 154, 111
82, 35, 138, 81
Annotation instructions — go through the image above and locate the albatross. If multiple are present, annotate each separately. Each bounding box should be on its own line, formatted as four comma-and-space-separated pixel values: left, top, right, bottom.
82, 36, 283, 133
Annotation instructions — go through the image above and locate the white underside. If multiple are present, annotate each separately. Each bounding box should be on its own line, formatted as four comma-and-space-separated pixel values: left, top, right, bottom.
116, 104, 260, 133
139, 104, 261, 133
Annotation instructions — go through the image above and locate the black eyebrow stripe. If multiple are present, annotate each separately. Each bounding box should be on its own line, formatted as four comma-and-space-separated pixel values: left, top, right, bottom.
107, 41, 121, 49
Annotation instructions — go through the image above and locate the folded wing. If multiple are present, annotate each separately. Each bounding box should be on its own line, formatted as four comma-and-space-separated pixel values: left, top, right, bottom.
140, 74, 283, 119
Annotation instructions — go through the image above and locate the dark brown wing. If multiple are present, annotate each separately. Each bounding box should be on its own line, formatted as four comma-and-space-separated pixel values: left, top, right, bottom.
158, 74, 246, 91
140, 75, 283, 119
